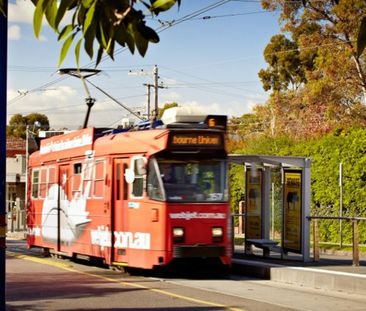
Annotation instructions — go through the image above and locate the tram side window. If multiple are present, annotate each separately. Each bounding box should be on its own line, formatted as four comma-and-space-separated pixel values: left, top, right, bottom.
31, 169, 40, 198
93, 160, 105, 198
39, 168, 48, 198
132, 158, 145, 198
72, 163, 82, 199
82, 161, 93, 198
48, 167, 57, 200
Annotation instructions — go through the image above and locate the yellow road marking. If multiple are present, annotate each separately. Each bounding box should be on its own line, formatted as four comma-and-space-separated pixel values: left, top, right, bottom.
7, 252, 75, 270
7, 251, 244, 311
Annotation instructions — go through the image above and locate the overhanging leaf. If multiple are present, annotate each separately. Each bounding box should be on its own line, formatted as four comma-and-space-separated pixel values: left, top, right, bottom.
58, 24, 74, 40
74, 38, 82, 68
84, 22, 96, 59
58, 33, 75, 66
55, 0, 77, 29
133, 24, 148, 56
44, 0, 58, 31
77, 4, 87, 26
125, 23, 136, 54
33, 0, 46, 38
83, 0, 96, 35
96, 45, 104, 66
106, 40, 115, 60
81, 0, 94, 8
138, 24, 159, 43
150, 0, 176, 15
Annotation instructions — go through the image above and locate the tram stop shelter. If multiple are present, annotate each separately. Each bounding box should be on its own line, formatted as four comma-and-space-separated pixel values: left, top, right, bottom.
229, 155, 311, 262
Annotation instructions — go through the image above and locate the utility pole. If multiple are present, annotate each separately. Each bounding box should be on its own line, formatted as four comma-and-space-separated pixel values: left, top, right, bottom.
144, 82, 167, 120
153, 65, 159, 120
0, 4, 8, 310
129, 65, 167, 120
339, 162, 343, 248
143, 83, 153, 119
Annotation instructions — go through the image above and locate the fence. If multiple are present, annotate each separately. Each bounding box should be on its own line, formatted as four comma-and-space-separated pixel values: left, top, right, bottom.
232, 213, 365, 266
5, 200, 26, 232
307, 216, 366, 266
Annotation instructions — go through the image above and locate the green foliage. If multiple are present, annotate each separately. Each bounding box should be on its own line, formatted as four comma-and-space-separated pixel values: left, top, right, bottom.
30, 0, 181, 66
260, 0, 366, 134
258, 34, 307, 91
229, 163, 245, 215
7, 113, 50, 139
231, 126, 366, 244
157, 102, 178, 119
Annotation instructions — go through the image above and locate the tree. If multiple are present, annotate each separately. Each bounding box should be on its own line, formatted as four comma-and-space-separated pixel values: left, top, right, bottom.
29, 0, 181, 66
258, 34, 308, 92
262, 0, 366, 99
228, 113, 267, 151
7, 113, 50, 139
158, 102, 178, 119
257, 0, 366, 138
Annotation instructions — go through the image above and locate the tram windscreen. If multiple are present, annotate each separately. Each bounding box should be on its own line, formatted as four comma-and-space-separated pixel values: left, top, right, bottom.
147, 158, 228, 202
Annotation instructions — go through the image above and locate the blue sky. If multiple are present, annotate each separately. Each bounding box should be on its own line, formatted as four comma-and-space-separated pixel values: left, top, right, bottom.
7, 0, 281, 129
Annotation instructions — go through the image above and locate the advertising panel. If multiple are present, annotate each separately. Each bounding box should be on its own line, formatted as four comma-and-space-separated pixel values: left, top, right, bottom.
245, 168, 262, 239
283, 170, 302, 253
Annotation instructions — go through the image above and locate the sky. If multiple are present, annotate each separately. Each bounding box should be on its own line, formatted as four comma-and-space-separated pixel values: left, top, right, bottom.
7, 0, 282, 130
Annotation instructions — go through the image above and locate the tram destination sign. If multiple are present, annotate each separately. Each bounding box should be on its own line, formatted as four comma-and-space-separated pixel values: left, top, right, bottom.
168, 132, 224, 149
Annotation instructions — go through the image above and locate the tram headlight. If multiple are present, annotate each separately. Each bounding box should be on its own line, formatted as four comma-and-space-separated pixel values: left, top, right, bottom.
173, 227, 185, 243
212, 226, 223, 242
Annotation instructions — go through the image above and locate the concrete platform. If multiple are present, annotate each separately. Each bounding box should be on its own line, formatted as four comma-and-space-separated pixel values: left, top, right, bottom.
232, 248, 366, 296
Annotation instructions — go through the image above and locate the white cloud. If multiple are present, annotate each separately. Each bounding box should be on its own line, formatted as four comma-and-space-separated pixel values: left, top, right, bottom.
7, 86, 87, 129
8, 25, 21, 40
159, 91, 181, 103
8, 0, 34, 24
7, 86, 142, 129
38, 35, 48, 42
8, 0, 72, 26
158, 98, 255, 119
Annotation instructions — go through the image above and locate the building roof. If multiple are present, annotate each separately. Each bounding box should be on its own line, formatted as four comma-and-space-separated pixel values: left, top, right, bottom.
6, 137, 26, 157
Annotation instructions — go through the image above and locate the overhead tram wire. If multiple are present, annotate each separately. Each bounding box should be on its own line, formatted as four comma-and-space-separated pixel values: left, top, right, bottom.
160, 65, 264, 98
7, 75, 68, 106
7, 1, 237, 113
85, 79, 144, 121
162, 10, 273, 22
159, 73, 264, 101
97, 0, 232, 64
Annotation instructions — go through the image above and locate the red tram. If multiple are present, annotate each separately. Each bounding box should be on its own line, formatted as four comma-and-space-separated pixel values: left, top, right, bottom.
27, 108, 231, 269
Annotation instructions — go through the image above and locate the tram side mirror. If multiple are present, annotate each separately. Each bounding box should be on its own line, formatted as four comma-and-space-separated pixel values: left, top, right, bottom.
135, 158, 146, 175
125, 169, 135, 184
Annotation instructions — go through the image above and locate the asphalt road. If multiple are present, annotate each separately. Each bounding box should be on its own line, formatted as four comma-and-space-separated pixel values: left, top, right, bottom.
5, 239, 366, 311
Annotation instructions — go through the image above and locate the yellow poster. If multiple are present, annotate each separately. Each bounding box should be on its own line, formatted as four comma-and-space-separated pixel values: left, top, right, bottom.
284, 171, 302, 253
245, 169, 262, 239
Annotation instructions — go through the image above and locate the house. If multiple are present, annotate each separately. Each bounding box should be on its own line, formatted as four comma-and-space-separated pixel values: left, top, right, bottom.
6, 136, 38, 231
6, 131, 66, 231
